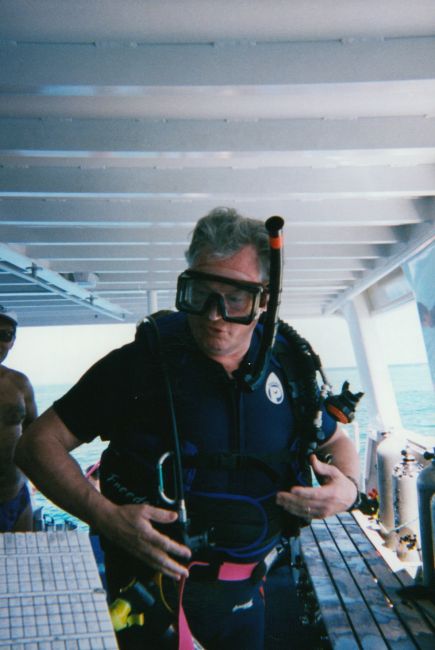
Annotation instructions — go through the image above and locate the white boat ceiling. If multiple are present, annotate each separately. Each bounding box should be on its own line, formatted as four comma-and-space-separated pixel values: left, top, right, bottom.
0, 0, 434, 327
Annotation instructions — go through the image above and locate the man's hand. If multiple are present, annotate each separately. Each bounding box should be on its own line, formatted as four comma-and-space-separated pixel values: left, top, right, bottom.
276, 454, 358, 520
14, 409, 192, 580
95, 502, 192, 580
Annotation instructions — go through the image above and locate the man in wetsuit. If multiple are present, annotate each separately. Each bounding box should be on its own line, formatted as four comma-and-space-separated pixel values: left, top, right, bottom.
0, 309, 37, 532
15, 208, 360, 649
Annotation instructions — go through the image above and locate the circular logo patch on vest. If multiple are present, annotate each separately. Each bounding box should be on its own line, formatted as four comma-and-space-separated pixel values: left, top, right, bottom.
265, 372, 284, 405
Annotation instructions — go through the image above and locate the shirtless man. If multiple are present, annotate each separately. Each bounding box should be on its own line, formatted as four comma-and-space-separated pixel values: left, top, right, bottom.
0, 310, 38, 531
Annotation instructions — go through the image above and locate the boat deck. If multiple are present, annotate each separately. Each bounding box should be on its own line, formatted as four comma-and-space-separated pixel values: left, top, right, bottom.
2, 518, 435, 649
0, 531, 118, 649
299, 512, 435, 649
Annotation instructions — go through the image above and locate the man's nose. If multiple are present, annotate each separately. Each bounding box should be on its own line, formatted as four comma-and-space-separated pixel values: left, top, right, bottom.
206, 302, 221, 321
204, 296, 222, 321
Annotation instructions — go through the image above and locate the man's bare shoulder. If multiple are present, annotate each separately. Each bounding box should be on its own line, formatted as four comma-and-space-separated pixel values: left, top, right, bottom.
0, 365, 33, 392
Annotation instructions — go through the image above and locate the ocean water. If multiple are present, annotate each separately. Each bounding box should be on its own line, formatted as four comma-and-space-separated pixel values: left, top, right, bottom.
31, 363, 435, 529
326, 364, 435, 440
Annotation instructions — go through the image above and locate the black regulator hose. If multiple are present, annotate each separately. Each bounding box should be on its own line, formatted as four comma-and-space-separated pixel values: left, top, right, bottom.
147, 315, 209, 552
242, 215, 285, 391
146, 316, 187, 523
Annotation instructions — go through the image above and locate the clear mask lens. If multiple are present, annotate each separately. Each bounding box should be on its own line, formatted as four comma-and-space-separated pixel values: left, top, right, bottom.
176, 270, 265, 324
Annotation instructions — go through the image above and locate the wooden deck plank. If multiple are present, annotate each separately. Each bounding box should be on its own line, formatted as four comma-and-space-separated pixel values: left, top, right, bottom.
324, 520, 418, 650
299, 527, 360, 650
310, 523, 390, 649
338, 518, 435, 650
300, 514, 435, 650
339, 514, 435, 626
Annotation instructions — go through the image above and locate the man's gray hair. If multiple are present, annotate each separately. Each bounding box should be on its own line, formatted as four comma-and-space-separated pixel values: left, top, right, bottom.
185, 207, 270, 280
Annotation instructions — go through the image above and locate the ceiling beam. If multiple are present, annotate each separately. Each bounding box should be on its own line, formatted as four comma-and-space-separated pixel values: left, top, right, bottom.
0, 242, 128, 321
23, 242, 387, 260
1, 38, 434, 86
0, 165, 434, 197
1, 117, 435, 154
324, 220, 435, 314
0, 197, 429, 226
47, 257, 373, 273
3, 148, 434, 170
1, 1, 434, 43
0, 224, 399, 245
88, 269, 360, 282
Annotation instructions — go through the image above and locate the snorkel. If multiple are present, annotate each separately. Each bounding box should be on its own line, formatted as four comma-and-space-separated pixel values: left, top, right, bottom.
241, 215, 285, 391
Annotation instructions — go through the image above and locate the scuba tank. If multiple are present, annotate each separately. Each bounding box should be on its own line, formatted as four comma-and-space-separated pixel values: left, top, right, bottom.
392, 447, 423, 561
376, 430, 405, 546
417, 448, 435, 589
363, 422, 383, 496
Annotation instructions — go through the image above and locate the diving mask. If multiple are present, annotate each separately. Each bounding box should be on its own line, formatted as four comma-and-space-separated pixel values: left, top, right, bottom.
176, 269, 266, 324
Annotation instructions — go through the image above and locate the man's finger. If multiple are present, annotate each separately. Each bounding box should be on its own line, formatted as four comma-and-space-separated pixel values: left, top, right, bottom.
145, 524, 192, 560
140, 504, 179, 524
143, 543, 190, 579
310, 454, 337, 481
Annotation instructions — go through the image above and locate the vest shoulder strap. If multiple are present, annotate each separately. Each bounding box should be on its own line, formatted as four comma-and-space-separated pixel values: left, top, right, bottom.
273, 320, 323, 453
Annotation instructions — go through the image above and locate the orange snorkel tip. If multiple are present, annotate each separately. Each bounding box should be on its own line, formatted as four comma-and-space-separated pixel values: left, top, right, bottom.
266, 216, 285, 250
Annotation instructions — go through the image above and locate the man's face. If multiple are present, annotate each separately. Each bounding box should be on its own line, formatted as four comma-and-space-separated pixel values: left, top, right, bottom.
0, 318, 16, 364
187, 245, 266, 363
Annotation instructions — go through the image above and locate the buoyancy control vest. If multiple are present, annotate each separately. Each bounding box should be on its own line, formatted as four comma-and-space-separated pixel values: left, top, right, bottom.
99, 312, 333, 562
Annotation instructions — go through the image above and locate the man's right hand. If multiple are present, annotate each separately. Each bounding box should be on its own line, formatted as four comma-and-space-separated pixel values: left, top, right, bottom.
14, 410, 192, 579
95, 502, 192, 580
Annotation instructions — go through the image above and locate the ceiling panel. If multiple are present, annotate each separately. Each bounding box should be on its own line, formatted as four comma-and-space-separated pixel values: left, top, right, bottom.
0, 1, 434, 326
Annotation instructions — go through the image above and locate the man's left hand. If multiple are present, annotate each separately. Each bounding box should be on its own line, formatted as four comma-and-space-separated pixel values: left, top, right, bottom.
276, 454, 358, 520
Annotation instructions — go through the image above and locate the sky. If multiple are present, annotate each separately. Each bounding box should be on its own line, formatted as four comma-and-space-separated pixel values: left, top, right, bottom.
6, 300, 429, 389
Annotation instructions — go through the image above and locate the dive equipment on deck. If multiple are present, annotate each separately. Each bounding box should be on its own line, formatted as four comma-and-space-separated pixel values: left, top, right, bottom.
392, 447, 423, 561
376, 431, 405, 543
417, 448, 435, 589
396, 448, 435, 600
